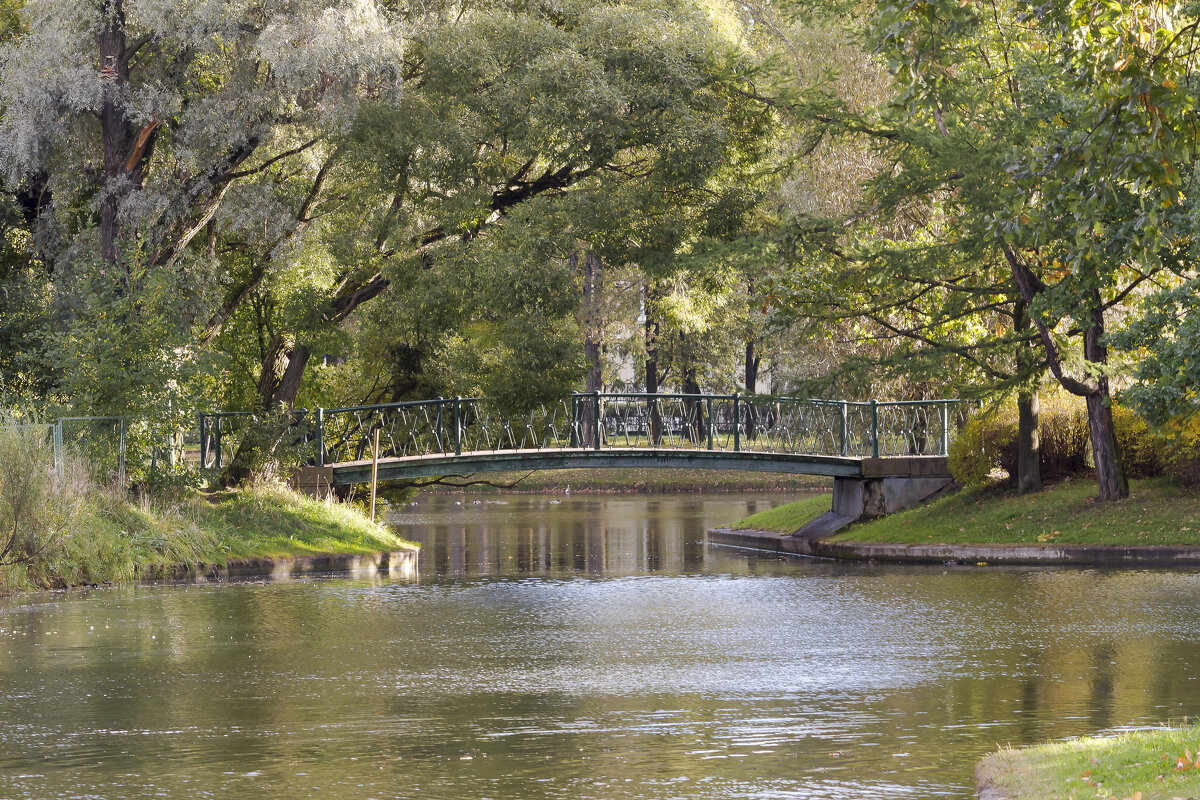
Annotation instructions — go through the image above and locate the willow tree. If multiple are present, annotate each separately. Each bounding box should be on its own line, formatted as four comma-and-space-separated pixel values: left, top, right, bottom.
0, 0, 406, 441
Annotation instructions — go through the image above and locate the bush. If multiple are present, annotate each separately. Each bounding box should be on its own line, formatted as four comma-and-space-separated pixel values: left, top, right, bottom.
0, 421, 87, 589
1112, 403, 1165, 479
1154, 414, 1200, 487
949, 390, 1090, 489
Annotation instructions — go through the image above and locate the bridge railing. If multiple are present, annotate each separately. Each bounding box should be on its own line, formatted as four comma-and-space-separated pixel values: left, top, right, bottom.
196, 395, 958, 471
292, 394, 958, 466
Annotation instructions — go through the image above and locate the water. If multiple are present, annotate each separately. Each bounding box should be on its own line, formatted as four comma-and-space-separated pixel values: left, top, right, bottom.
3, 492, 1200, 799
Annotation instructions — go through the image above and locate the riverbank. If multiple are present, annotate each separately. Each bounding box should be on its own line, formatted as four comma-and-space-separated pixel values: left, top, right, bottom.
1, 484, 418, 593
716, 477, 1200, 563
977, 722, 1200, 799
416, 467, 827, 494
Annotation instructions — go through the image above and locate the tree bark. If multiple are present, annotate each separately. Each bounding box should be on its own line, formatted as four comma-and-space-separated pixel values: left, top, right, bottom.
744, 338, 760, 441
1081, 290, 1127, 500
99, 0, 132, 273
1003, 245, 1127, 500
1013, 300, 1042, 494
680, 333, 703, 444
1086, 392, 1127, 501
221, 335, 312, 486
1016, 390, 1041, 494
644, 281, 662, 444
582, 252, 602, 393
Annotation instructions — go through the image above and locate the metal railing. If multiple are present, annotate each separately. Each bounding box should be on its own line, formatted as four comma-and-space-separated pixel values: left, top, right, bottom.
1, 416, 126, 483
199, 393, 959, 470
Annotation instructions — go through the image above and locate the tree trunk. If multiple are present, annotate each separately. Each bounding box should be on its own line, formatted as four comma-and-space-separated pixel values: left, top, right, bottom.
582, 252, 602, 393
1016, 390, 1041, 494
1013, 300, 1041, 494
644, 281, 662, 444
1086, 392, 1127, 501
99, 0, 132, 274
744, 338, 760, 441
221, 334, 312, 487
744, 339, 759, 394
1082, 292, 1128, 501
1004, 247, 1127, 500
680, 333, 703, 445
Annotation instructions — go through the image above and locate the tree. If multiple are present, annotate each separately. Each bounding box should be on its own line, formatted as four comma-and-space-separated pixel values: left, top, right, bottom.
770, 0, 1198, 499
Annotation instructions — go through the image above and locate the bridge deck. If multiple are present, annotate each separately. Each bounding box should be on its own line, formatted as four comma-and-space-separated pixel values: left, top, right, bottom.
328, 447, 950, 485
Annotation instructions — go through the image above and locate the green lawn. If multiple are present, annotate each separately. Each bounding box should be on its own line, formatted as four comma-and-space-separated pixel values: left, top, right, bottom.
978, 723, 1200, 800
726, 477, 1200, 547
834, 477, 1200, 547
727, 493, 831, 532
419, 467, 826, 494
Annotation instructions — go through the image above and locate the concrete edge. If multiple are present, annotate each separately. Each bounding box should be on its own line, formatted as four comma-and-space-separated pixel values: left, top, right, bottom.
812, 540, 1200, 566
143, 546, 420, 583
707, 528, 823, 557
708, 528, 1200, 567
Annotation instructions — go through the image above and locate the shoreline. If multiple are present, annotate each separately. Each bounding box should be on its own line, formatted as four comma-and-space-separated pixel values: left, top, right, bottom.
709, 526, 1200, 566
710, 477, 1200, 566
0, 484, 421, 595
975, 723, 1200, 799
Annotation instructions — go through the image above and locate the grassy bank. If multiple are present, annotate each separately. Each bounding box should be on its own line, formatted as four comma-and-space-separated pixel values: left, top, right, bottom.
978, 722, 1200, 800
419, 467, 827, 494
726, 477, 1200, 546
2, 483, 416, 593
723, 493, 832, 532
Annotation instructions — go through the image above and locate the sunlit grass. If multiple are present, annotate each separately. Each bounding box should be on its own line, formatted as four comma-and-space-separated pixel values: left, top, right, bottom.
727, 494, 831, 533
979, 722, 1200, 800
439, 467, 827, 494
1, 481, 417, 593
833, 477, 1200, 546
724, 477, 1200, 547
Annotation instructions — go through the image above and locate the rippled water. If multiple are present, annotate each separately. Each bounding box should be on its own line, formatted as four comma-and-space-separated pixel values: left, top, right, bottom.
3, 492, 1200, 799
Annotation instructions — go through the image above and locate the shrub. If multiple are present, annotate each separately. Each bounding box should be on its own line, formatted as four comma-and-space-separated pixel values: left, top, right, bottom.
0, 421, 87, 589
1155, 414, 1200, 487
949, 390, 1090, 489
1111, 403, 1165, 479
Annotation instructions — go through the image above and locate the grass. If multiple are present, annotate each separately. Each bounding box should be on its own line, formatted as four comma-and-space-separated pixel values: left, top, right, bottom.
832, 477, 1200, 547
724, 477, 1200, 547
420, 467, 827, 494
199, 485, 415, 559
1, 481, 417, 593
978, 722, 1200, 800
725, 493, 832, 533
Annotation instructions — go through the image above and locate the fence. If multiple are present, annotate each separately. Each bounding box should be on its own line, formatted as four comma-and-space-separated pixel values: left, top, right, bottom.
197, 394, 958, 469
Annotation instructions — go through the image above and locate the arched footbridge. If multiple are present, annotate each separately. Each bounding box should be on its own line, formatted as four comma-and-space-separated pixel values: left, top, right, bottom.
200, 393, 959, 527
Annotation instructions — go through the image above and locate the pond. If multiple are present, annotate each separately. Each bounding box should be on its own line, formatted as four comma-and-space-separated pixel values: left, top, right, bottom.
2, 492, 1199, 799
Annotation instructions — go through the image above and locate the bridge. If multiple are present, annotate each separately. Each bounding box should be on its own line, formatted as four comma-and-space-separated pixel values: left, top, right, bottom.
199, 393, 959, 529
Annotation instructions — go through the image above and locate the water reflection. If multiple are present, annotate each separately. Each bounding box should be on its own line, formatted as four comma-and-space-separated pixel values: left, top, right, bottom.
405, 494, 791, 578
1, 493, 1200, 800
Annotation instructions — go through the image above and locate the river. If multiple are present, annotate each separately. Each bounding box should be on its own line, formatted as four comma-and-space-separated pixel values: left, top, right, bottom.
2, 492, 1200, 799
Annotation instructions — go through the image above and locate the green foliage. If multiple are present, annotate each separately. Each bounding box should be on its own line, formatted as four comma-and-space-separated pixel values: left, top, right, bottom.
51, 261, 214, 477
0, 420, 83, 586
434, 315, 586, 413
948, 391, 1090, 489
1111, 403, 1164, 480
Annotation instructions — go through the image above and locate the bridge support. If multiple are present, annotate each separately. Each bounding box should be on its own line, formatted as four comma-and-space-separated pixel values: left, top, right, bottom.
792, 458, 956, 543
290, 465, 335, 500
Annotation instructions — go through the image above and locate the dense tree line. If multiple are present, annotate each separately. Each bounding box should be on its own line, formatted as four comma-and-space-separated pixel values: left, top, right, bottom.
0, 0, 1197, 500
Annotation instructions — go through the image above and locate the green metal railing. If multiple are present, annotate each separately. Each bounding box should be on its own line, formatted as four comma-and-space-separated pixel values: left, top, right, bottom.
200, 393, 959, 470
1, 416, 126, 484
